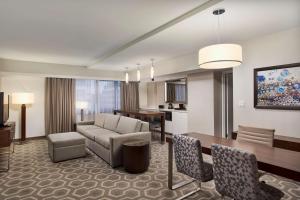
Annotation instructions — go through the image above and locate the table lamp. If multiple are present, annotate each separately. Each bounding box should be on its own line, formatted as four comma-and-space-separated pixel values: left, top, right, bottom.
12, 93, 34, 142
76, 101, 88, 121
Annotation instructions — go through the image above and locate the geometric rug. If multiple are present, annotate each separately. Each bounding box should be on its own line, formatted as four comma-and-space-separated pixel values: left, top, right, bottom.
0, 139, 299, 200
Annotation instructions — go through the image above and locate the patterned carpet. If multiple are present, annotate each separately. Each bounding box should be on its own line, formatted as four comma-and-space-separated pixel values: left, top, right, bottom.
0, 139, 299, 200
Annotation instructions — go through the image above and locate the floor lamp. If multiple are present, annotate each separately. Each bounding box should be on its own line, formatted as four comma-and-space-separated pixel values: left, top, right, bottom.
76, 101, 88, 121
12, 93, 34, 142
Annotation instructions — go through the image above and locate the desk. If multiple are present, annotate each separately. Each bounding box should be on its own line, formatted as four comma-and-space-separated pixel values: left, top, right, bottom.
114, 110, 165, 143
166, 133, 300, 189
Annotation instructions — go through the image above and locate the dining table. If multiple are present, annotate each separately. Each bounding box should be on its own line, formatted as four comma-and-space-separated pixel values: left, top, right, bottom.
166, 132, 300, 190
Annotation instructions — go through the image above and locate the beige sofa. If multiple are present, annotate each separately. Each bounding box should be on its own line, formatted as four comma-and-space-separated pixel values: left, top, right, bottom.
76, 113, 151, 167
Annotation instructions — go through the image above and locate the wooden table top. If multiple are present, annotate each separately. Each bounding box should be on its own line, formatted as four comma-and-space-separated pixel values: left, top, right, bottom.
114, 110, 165, 116
166, 132, 300, 181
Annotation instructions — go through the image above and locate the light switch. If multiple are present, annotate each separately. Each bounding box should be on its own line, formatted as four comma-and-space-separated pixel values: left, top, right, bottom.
238, 100, 245, 107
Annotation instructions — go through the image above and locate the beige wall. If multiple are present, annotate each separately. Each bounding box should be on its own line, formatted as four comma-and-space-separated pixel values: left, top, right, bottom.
0, 75, 45, 139
233, 27, 300, 138
187, 72, 215, 135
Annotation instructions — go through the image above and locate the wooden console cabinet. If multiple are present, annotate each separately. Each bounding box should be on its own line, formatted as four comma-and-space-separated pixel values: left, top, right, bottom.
0, 126, 12, 171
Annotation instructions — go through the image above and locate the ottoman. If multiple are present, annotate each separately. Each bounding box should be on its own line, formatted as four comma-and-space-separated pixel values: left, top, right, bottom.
48, 132, 86, 162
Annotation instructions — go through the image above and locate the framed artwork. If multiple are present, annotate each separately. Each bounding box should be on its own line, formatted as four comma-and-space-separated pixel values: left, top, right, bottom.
254, 62, 300, 110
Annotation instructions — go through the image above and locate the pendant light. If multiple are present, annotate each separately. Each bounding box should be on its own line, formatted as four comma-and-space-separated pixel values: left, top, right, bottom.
150, 58, 155, 81
198, 9, 242, 69
136, 63, 141, 82
125, 67, 129, 84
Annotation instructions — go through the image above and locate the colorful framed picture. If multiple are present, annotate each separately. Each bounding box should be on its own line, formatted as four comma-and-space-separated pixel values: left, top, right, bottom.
254, 63, 300, 110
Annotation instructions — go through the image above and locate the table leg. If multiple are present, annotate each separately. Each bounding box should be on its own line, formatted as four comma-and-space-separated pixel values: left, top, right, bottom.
168, 141, 173, 189
161, 114, 165, 144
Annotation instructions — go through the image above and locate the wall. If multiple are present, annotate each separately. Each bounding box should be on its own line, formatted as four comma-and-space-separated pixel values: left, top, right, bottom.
213, 72, 222, 137
0, 75, 45, 139
233, 27, 300, 138
187, 72, 215, 135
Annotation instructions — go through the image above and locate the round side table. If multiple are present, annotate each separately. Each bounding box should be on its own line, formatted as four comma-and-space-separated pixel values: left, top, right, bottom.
122, 140, 149, 173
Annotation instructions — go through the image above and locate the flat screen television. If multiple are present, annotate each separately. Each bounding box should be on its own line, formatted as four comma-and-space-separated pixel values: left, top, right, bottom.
0, 92, 9, 127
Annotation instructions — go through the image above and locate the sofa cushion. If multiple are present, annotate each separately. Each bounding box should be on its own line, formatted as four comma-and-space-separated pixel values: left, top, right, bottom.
77, 125, 99, 140
93, 128, 120, 149
104, 114, 120, 131
116, 116, 141, 134
95, 113, 106, 127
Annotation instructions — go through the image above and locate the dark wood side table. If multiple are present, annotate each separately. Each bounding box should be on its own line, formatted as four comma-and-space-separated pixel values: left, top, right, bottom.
123, 140, 150, 173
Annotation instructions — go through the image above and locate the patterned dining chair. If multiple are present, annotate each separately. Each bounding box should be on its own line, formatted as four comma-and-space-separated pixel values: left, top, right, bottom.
211, 144, 284, 200
173, 134, 213, 200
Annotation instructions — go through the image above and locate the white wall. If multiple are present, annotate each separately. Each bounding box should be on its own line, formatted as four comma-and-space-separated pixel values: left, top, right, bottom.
0, 75, 45, 139
187, 72, 215, 135
233, 27, 300, 138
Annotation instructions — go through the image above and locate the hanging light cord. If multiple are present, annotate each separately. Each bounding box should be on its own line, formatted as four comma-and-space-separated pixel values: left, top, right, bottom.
217, 10, 221, 43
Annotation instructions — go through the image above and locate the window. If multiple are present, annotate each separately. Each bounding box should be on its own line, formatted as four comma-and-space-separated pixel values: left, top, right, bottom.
75, 79, 120, 121
97, 80, 120, 113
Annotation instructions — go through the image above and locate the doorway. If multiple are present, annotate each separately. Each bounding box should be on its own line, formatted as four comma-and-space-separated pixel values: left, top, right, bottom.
222, 71, 233, 139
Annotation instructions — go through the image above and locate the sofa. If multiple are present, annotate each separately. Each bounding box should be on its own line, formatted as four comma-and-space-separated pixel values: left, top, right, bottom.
76, 113, 151, 168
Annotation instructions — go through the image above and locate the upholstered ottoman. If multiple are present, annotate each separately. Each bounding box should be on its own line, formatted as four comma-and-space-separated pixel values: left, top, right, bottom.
48, 132, 86, 162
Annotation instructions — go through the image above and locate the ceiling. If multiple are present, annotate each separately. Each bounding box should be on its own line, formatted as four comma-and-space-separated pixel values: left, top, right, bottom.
0, 0, 299, 71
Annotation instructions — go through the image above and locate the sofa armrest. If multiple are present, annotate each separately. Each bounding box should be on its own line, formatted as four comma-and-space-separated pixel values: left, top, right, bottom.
140, 121, 150, 132
109, 132, 151, 167
76, 121, 95, 126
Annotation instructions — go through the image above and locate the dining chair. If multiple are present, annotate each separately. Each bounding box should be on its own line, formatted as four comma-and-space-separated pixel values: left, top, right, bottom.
237, 125, 275, 147
173, 134, 213, 200
211, 144, 284, 200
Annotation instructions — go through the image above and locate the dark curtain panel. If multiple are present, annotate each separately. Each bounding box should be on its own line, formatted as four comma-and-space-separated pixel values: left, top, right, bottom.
120, 81, 139, 111
45, 77, 76, 135
167, 83, 176, 102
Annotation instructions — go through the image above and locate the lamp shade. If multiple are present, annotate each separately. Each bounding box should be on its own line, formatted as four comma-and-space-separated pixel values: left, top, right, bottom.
150, 66, 154, 80
125, 72, 129, 84
12, 93, 34, 104
198, 44, 242, 69
76, 101, 88, 109
137, 69, 140, 82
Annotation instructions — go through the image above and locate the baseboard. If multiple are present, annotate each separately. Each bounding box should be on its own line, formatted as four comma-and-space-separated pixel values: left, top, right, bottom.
14, 136, 46, 142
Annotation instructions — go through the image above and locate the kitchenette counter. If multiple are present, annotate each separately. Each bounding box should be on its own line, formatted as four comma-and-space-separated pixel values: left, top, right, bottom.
140, 108, 188, 113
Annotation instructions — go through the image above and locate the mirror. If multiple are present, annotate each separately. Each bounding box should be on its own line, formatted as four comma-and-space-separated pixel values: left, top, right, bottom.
165, 78, 187, 103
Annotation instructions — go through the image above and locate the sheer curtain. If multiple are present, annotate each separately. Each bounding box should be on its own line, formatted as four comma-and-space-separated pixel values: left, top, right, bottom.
97, 80, 120, 113
75, 79, 97, 121
75, 79, 120, 122
175, 84, 186, 102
